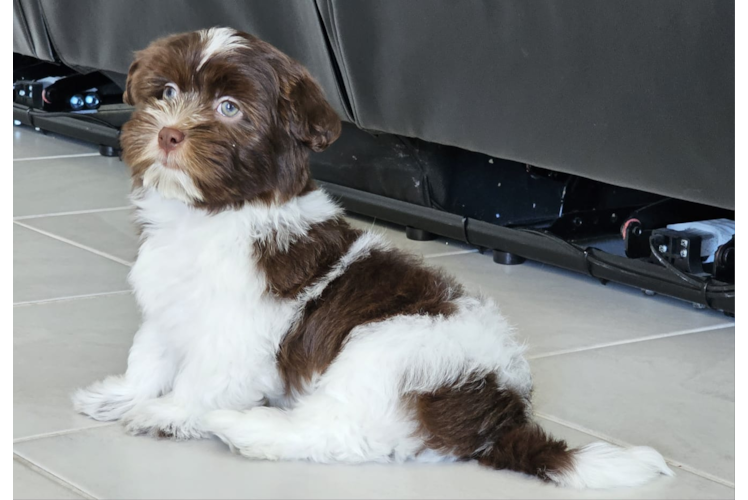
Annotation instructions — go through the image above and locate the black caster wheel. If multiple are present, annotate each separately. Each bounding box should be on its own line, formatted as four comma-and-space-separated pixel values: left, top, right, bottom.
405, 226, 437, 241
492, 249, 526, 265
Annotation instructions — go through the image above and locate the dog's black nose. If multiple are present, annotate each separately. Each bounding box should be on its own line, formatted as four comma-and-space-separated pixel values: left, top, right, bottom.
158, 127, 185, 153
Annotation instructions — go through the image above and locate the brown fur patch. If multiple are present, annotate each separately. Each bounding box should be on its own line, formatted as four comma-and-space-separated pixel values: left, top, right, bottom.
255, 216, 361, 299
410, 373, 574, 482
276, 246, 463, 394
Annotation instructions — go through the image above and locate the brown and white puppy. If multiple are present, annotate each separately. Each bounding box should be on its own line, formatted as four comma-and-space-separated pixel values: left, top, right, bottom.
73, 28, 672, 489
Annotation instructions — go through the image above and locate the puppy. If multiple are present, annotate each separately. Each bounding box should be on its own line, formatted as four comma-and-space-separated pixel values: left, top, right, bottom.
73, 28, 673, 489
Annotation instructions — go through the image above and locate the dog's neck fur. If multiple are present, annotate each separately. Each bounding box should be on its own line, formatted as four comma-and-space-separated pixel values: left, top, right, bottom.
131, 186, 343, 251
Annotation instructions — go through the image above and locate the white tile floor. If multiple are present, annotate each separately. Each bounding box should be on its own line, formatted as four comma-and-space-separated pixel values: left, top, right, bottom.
13, 127, 735, 499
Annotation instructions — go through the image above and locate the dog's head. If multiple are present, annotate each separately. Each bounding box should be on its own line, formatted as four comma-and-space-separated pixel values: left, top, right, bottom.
120, 27, 341, 210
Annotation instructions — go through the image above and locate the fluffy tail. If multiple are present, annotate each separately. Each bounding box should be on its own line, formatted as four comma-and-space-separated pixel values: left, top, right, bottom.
479, 422, 674, 489
411, 373, 674, 489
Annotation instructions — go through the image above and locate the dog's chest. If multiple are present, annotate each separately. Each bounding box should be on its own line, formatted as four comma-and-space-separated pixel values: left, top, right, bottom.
129, 194, 295, 344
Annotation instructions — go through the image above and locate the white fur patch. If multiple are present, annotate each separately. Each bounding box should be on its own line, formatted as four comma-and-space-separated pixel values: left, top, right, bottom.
547, 442, 674, 489
296, 232, 388, 304
198, 27, 246, 70
142, 163, 204, 204
244, 189, 343, 251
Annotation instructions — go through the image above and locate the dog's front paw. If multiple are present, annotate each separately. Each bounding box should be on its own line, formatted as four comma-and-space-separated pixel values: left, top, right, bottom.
72, 376, 137, 421
123, 399, 206, 441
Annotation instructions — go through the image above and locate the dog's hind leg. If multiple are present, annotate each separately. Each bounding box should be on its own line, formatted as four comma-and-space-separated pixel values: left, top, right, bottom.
203, 385, 424, 464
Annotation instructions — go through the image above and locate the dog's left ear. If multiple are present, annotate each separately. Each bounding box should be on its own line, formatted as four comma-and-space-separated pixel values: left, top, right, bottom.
283, 67, 342, 152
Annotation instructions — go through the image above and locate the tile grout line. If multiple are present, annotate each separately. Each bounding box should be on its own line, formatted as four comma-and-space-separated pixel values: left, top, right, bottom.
13, 290, 132, 308
534, 411, 735, 489
527, 323, 735, 360
14, 453, 98, 499
13, 152, 101, 162
13, 423, 119, 445
14, 206, 132, 221
14, 221, 134, 267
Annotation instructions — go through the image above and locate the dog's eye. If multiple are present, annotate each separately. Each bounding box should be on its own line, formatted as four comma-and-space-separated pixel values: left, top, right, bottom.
162, 84, 179, 101
217, 100, 240, 118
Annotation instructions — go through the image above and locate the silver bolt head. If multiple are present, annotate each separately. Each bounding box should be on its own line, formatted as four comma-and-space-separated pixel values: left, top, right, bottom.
681, 239, 689, 248
680, 249, 688, 258
658, 244, 668, 253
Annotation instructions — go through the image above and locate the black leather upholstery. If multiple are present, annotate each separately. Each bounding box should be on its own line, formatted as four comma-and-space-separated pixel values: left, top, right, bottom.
319, 0, 734, 209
